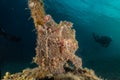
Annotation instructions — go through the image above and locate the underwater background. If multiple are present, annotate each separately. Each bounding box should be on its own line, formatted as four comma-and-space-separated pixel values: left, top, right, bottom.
0, 0, 120, 80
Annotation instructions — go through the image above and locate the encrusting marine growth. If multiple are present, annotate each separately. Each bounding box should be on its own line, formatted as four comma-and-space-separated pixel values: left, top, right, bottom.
2, 0, 103, 80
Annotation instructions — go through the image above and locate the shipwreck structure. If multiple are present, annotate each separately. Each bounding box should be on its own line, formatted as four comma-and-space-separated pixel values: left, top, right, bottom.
29, 0, 82, 74
2, 0, 102, 80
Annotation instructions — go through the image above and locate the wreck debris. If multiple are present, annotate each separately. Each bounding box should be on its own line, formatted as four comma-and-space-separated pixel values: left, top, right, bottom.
29, 0, 82, 74
2, 0, 102, 80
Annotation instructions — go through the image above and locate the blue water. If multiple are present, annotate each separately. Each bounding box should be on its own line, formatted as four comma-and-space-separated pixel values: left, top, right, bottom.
0, 0, 120, 80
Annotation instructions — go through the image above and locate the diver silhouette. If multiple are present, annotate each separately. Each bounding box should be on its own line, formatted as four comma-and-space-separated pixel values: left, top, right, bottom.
92, 33, 112, 47
0, 27, 21, 42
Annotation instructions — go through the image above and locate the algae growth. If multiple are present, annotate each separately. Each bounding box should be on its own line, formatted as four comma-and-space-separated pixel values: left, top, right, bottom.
2, 0, 102, 80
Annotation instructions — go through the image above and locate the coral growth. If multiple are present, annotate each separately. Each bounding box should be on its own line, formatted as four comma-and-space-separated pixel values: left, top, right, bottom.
2, 0, 102, 80
29, 0, 82, 74
34, 15, 82, 74
28, 0, 45, 26
3, 67, 102, 80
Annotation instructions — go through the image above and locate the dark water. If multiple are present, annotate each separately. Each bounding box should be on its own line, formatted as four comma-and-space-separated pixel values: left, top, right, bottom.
0, 0, 36, 77
0, 0, 120, 80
